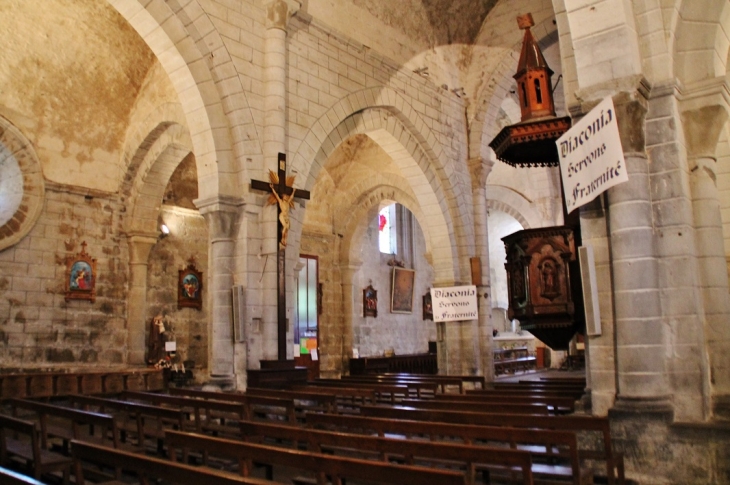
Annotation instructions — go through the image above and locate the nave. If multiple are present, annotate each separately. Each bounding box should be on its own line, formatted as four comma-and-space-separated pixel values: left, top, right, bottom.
0, 368, 615, 485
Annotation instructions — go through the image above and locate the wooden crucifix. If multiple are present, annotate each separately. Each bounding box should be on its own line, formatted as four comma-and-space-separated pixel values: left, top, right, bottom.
251, 153, 311, 360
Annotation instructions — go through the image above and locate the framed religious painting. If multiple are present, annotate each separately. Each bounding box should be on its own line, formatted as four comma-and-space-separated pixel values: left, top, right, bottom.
178, 260, 203, 310
391, 267, 415, 314
363, 284, 377, 318
422, 291, 433, 321
65, 241, 97, 303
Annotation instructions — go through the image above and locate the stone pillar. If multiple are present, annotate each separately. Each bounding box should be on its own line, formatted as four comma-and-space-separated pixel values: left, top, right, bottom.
470, 157, 494, 381
195, 196, 244, 388
338, 262, 361, 376
258, 0, 300, 360
609, 90, 672, 412
682, 100, 730, 419
126, 233, 158, 365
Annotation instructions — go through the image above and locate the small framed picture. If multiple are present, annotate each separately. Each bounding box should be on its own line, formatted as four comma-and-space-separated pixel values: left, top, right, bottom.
65, 241, 96, 303
423, 292, 433, 321
391, 267, 415, 314
363, 285, 377, 318
178, 262, 203, 310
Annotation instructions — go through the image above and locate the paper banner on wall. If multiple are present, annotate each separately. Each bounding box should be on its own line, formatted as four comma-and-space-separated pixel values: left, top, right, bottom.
556, 96, 628, 212
430, 285, 478, 322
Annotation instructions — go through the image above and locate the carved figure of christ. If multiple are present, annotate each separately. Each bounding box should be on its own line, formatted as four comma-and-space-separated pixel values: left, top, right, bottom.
251, 153, 311, 360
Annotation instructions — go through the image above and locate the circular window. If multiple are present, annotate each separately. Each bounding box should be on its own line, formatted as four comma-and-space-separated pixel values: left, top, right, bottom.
0, 118, 45, 251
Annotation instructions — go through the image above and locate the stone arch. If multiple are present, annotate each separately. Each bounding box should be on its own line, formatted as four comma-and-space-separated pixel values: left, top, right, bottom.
0, 116, 45, 252
674, 0, 730, 85
290, 92, 469, 284
486, 185, 543, 229
337, 181, 431, 268
123, 123, 193, 236
107, 0, 248, 199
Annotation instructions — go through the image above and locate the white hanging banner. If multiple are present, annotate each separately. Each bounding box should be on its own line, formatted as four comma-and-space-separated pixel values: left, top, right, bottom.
556, 96, 628, 213
430, 286, 478, 323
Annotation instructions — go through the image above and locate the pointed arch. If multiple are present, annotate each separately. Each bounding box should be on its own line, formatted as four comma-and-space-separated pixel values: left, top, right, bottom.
290, 93, 470, 283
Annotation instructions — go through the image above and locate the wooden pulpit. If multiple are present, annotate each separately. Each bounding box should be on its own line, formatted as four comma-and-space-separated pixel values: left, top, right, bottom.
502, 226, 584, 350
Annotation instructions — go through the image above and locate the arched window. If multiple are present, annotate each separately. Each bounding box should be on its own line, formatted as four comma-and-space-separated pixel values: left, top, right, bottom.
378, 203, 397, 254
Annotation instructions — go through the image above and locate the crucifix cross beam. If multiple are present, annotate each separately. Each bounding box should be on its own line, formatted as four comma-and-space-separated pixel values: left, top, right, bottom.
251, 153, 310, 360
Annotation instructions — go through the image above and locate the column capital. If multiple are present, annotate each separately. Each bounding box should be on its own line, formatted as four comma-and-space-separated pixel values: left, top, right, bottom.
680, 77, 730, 161
126, 232, 158, 264
338, 261, 363, 279
571, 75, 651, 114
263, 0, 301, 30
468, 157, 495, 190
194, 196, 245, 241
570, 76, 651, 155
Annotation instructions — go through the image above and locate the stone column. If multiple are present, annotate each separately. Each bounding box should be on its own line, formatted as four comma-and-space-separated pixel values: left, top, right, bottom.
608, 89, 671, 412
126, 233, 158, 365
195, 196, 244, 388
470, 157, 494, 381
338, 262, 361, 376
682, 99, 730, 419
258, 0, 301, 359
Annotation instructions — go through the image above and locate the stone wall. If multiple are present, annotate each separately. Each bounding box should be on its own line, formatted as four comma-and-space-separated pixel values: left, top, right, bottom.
0, 186, 129, 368
145, 206, 209, 376
351, 214, 436, 359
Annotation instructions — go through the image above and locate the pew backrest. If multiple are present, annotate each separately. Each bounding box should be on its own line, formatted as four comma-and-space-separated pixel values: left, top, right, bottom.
0, 413, 72, 484
165, 430, 468, 485
10, 398, 120, 448
238, 420, 535, 485
71, 440, 270, 485
357, 406, 623, 485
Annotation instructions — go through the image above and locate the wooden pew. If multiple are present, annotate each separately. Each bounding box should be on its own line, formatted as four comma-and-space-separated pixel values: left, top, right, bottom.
358, 405, 624, 485
0, 414, 72, 485
338, 375, 442, 397
68, 394, 185, 453
303, 413, 590, 485
165, 429, 469, 485
238, 420, 536, 485
167, 387, 297, 423
307, 379, 411, 403
0, 466, 48, 485
433, 392, 576, 414
398, 398, 550, 415
496, 382, 586, 392
290, 385, 377, 414
0, 369, 165, 401
384, 372, 487, 390
120, 390, 249, 435
71, 440, 272, 485
342, 374, 460, 394
245, 387, 338, 414
9, 399, 120, 452
468, 389, 586, 400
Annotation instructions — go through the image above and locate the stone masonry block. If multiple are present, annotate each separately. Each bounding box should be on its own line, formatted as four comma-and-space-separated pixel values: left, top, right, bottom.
647, 142, 682, 173
612, 258, 658, 290
614, 289, 662, 320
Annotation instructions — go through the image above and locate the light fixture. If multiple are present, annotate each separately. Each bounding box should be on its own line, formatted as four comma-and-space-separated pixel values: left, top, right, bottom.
160, 224, 170, 237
